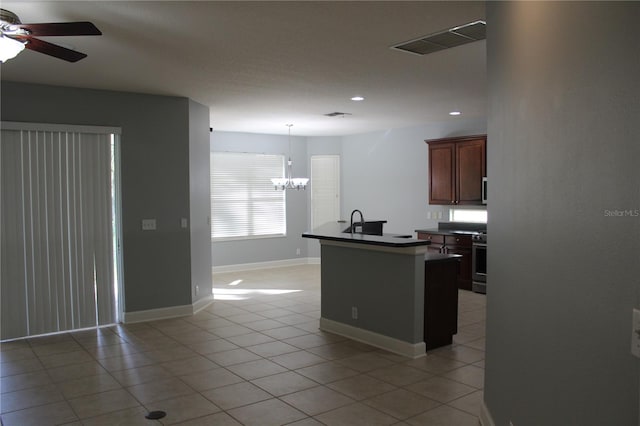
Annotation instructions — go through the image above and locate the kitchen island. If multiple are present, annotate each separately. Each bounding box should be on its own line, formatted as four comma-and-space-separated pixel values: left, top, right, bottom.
303, 222, 459, 358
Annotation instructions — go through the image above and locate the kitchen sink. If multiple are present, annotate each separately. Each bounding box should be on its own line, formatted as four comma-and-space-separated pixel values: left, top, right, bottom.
342, 221, 384, 236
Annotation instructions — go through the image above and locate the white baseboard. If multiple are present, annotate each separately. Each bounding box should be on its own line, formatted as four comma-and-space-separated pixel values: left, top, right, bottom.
319, 317, 426, 359
192, 295, 215, 315
212, 257, 320, 274
479, 399, 495, 426
123, 295, 214, 324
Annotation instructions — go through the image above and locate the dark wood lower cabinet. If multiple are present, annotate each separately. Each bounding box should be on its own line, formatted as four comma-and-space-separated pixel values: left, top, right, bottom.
424, 254, 460, 350
417, 232, 472, 290
444, 235, 472, 291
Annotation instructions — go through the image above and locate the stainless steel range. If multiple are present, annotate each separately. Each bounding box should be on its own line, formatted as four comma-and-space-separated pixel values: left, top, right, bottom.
471, 232, 487, 294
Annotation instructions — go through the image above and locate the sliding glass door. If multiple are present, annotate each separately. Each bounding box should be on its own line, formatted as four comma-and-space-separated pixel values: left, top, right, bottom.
0, 122, 122, 340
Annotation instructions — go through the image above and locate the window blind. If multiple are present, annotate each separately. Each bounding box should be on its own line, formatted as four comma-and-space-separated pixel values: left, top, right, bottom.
1, 126, 117, 340
211, 152, 286, 240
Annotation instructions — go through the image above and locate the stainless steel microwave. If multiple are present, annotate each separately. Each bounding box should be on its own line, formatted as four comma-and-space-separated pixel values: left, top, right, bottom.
482, 177, 487, 204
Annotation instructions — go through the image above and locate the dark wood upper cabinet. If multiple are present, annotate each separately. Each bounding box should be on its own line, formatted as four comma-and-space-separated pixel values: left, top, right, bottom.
428, 142, 456, 205
426, 135, 486, 205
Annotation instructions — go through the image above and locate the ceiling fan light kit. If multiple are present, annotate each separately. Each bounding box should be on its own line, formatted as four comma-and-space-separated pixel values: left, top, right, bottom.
0, 34, 24, 62
0, 8, 101, 63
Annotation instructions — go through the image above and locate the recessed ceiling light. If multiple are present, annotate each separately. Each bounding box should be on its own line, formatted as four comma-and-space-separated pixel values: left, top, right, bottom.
449, 111, 461, 116
351, 96, 364, 101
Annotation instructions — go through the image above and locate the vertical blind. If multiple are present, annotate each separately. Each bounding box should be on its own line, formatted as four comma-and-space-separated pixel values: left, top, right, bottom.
311, 155, 341, 229
1, 125, 116, 340
211, 152, 286, 240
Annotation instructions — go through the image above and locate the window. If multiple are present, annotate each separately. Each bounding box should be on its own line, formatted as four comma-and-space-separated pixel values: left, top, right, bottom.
211, 152, 286, 240
449, 208, 487, 223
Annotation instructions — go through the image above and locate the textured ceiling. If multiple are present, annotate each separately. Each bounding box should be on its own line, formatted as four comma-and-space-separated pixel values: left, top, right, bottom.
0, 1, 486, 136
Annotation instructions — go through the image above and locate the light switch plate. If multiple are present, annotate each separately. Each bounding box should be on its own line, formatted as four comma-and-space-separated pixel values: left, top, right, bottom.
631, 308, 640, 358
142, 219, 156, 231
181, 218, 188, 228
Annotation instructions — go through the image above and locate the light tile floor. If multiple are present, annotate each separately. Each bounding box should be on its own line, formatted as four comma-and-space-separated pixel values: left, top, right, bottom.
0, 264, 486, 425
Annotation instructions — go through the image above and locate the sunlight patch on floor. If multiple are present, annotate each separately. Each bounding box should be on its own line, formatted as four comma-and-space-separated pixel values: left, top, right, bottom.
212, 287, 302, 300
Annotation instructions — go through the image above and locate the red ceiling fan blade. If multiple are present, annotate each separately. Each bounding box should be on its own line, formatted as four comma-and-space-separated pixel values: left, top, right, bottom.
18, 21, 101, 37
24, 37, 88, 62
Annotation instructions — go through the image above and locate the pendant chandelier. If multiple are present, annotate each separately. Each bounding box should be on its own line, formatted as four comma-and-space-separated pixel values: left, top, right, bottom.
271, 124, 309, 190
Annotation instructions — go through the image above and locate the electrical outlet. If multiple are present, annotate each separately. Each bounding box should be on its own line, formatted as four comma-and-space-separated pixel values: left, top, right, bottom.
631, 308, 640, 358
351, 306, 358, 319
296, 248, 301, 256
181, 218, 188, 228
427, 211, 432, 219
195, 285, 199, 296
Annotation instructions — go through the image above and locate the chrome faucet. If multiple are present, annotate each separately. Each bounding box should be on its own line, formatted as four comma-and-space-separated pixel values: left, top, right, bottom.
350, 209, 364, 234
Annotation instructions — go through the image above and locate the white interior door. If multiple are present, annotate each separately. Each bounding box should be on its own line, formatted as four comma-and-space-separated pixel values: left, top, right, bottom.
311, 155, 340, 229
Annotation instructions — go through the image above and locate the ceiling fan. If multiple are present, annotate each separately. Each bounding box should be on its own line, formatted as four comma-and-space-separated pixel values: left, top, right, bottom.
0, 8, 101, 63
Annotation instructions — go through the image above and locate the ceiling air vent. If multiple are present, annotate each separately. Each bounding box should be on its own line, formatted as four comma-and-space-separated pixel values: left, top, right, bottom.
391, 20, 486, 56
324, 112, 352, 117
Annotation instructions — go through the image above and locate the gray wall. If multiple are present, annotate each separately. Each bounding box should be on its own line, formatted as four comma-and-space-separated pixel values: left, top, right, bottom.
1, 81, 211, 313
341, 119, 486, 235
210, 131, 309, 267
213, 120, 488, 266
485, 2, 640, 425
307, 136, 342, 157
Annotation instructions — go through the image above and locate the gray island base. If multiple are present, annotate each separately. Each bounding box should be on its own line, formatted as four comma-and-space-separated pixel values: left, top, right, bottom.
303, 223, 440, 358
